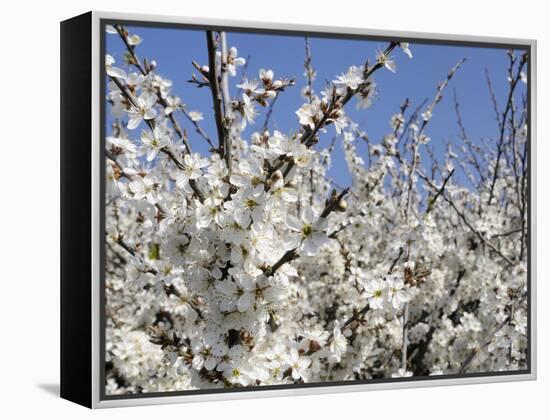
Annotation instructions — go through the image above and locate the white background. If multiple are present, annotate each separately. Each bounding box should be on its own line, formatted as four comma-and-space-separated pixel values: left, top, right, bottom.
0, 0, 546, 418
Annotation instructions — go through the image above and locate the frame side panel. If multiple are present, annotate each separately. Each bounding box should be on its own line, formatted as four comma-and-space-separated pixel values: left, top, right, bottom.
60, 11, 93, 408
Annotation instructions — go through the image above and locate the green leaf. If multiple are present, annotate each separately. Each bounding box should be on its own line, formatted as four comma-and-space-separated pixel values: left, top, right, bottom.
148, 243, 160, 260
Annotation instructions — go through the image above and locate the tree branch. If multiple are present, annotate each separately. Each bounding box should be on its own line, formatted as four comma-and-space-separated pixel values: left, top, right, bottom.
458, 315, 510, 374
114, 25, 192, 154
108, 233, 204, 319
264, 187, 350, 277
405, 58, 465, 219
453, 88, 485, 184
220, 32, 234, 176
206, 31, 227, 159
108, 74, 206, 203
392, 150, 515, 266
427, 168, 454, 213
487, 52, 527, 206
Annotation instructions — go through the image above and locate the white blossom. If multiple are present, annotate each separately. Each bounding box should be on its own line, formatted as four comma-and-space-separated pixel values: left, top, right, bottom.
164, 95, 181, 115
400, 42, 413, 58
328, 322, 348, 362
286, 207, 329, 256
286, 348, 311, 381
333, 65, 364, 90
377, 50, 397, 73
127, 93, 157, 130
139, 127, 169, 161
175, 153, 210, 190
105, 54, 127, 80
188, 110, 203, 121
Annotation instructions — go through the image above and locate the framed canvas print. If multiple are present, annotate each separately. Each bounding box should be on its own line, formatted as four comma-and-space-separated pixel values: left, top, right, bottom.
60, 11, 537, 408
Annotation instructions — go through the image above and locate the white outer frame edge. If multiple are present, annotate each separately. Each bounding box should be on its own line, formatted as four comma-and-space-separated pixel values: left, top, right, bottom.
529, 37, 537, 383
89, 10, 537, 409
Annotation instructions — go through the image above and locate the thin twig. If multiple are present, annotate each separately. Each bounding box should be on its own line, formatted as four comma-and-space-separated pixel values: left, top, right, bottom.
487, 52, 527, 205
427, 168, 454, 213
485, 68, 501, 130
181, 108, 214, 149
389, 247, 404, 273
453, 88, 485, 183
261, 94, 278, 132
304, 36, 315, 104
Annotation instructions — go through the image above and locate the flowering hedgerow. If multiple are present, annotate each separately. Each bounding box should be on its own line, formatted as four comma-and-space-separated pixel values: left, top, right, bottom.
103, 25, 529, 394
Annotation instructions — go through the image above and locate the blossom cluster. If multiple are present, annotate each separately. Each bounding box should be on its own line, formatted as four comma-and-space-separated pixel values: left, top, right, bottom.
103, 26, 529, 394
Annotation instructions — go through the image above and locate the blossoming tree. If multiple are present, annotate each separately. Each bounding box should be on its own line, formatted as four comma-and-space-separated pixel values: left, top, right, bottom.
103, 25, 529, 394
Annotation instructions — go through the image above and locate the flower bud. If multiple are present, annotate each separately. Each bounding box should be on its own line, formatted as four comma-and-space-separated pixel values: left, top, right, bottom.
269, 170, 284, 187
336, 198, 348, 212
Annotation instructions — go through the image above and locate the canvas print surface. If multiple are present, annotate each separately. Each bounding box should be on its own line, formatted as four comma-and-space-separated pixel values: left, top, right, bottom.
103, 22, 530, 397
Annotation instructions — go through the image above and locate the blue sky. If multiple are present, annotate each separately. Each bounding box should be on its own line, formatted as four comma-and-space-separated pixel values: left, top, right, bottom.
105, 25, 526, 188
